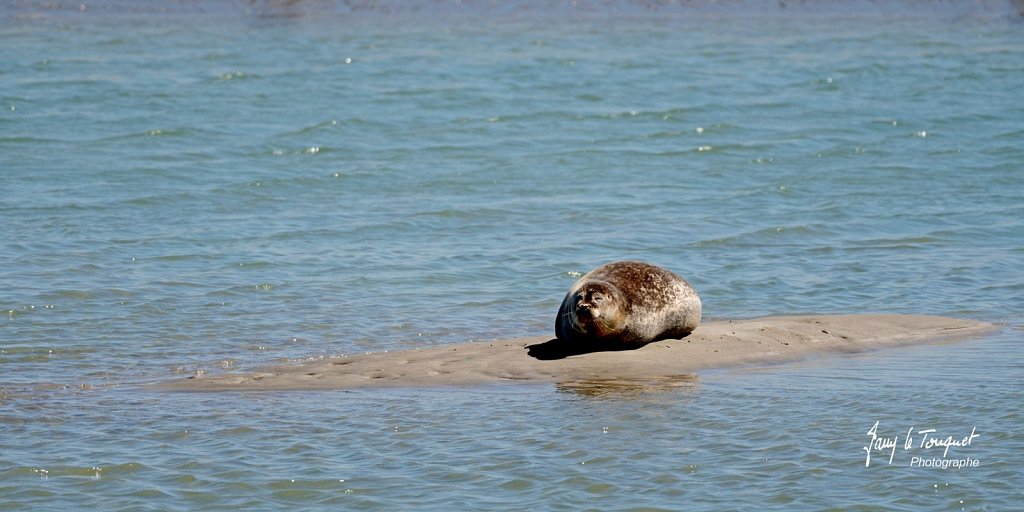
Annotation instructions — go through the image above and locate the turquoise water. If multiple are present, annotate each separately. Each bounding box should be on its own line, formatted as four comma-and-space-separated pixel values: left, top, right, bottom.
2, 2, 1023, 510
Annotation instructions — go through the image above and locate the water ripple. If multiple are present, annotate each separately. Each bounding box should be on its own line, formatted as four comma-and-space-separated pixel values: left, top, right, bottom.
2, 11, 1022, 511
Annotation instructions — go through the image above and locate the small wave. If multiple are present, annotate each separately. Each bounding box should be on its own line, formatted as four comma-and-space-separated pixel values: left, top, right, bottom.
0, 135, 69, 144
263, 145, 336, 156
93, 126, 202, 143
37, 289, 95, 301
695, 224, 836, 248
121, 190, 203, 208
213, 70, 256, 81
849, 235, 945, 250
410, 207, 507, 222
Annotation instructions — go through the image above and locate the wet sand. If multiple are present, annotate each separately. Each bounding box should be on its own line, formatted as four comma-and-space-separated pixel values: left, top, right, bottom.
159, 314, 996, 392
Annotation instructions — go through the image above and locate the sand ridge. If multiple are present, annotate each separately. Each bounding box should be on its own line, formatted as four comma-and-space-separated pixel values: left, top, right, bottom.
159, 314, 996, 392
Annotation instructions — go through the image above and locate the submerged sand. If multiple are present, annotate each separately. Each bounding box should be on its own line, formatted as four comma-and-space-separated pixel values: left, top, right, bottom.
160, 314, 995, 392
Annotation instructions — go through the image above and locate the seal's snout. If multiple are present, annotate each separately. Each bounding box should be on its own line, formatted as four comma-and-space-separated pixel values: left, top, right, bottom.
575, 302, 593, 317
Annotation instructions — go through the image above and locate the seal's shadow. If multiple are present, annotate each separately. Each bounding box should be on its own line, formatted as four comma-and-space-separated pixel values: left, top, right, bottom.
526, 339, 639, 360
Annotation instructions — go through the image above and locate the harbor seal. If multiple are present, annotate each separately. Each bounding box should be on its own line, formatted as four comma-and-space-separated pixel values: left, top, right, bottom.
555, 261, 701, 350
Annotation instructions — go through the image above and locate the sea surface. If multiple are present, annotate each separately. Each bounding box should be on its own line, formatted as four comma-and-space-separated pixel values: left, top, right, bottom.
2, 1, 1023, 510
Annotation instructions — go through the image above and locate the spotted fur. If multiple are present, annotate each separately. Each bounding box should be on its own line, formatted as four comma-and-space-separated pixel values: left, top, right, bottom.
556, 261, 701, 348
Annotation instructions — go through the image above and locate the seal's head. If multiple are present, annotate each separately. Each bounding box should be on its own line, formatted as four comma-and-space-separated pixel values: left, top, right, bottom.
567, 281, 627, 339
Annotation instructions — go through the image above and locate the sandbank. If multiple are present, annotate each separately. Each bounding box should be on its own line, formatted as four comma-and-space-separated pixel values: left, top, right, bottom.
159, 314, 995, 392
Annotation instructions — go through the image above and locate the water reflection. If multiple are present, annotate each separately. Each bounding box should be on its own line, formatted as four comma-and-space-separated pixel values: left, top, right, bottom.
555, 374, 699, 398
